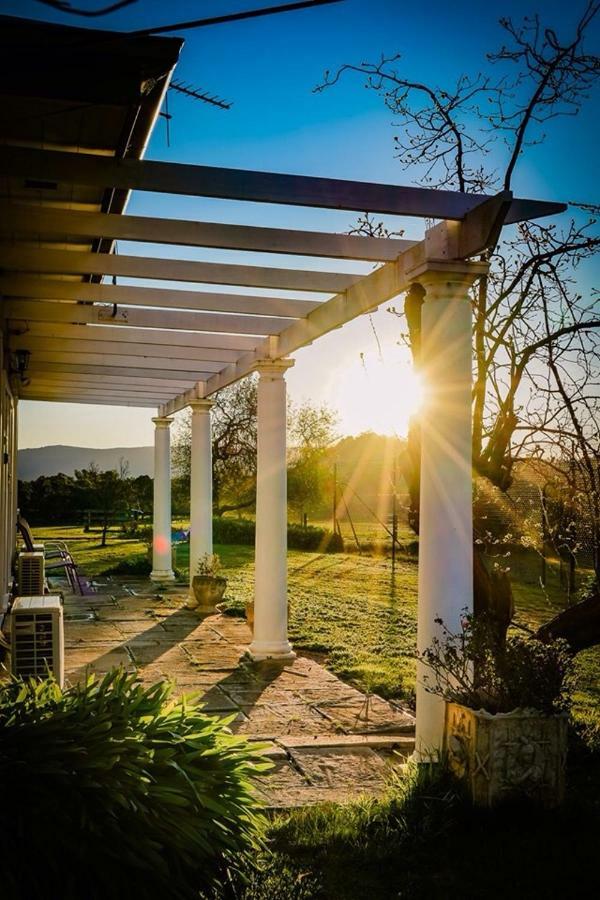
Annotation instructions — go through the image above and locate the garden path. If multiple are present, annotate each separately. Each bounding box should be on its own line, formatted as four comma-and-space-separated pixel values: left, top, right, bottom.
61, 576, 415, 808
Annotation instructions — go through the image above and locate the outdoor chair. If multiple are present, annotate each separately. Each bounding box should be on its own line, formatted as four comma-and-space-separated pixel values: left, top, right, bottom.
16, 514, 95, 596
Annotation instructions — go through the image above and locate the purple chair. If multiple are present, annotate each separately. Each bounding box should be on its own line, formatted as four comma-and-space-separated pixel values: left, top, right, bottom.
16, 515, 95, 596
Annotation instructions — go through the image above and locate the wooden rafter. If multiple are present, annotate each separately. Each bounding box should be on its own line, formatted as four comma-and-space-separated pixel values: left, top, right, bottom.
0, 145, 566, 224
0, 203, 415, 262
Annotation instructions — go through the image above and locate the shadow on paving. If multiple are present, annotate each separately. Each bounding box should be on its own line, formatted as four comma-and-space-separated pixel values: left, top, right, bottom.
62, 583, 416, 808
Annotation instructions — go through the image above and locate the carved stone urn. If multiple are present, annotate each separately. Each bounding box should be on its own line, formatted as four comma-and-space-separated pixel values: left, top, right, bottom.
189, 575, 227, 613
444, 702, 568, 808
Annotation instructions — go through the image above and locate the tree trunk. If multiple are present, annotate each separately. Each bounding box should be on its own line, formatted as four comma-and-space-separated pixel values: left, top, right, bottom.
536, 579, 600, 653
473, 549, 515, 646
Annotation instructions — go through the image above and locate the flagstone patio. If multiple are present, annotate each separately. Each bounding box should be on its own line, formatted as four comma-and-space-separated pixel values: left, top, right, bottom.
60, 576, 415, 808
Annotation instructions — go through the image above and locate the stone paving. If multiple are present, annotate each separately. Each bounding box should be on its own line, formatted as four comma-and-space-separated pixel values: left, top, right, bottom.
60, 576, 415, 808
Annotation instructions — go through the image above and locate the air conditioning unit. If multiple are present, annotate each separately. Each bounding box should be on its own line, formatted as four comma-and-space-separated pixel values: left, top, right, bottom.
10, 596, 64, 686
17, 551, 45, 596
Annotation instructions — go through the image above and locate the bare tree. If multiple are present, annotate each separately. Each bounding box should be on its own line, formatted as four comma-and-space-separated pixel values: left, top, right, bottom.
173, 378, 338, 518
173, 378, 258, 517
316, 3, 600, 647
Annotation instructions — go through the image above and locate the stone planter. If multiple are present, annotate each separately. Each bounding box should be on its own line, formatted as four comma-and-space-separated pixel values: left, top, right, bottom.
444, 702, 568, 808
189, 575, 227, 612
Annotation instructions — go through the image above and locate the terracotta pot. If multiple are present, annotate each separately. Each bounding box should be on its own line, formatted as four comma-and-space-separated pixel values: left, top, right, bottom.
190, 575, 227, 612
245, 600, 254, 629
444, 701, 567, 808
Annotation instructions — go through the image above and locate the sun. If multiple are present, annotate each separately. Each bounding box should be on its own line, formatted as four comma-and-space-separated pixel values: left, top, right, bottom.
333, 356, 423, 437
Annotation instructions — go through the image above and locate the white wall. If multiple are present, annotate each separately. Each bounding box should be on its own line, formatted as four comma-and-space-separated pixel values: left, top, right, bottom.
0, 332, 17, 612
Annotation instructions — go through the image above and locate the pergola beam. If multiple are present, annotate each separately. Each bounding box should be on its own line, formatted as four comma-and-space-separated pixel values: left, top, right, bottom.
9, 334, 243, 365
0, 145, 566, 224
0, 245, 360, 294
3, 299, 296, 337
0, 276, 322, 319
28, 375, 194, 392
19, 393, 159, 408
8, 321, 258, 353
28, 361, 217, 381
24, 384, 177, 400
0, 202, 416, 262
24, 350, 226, 373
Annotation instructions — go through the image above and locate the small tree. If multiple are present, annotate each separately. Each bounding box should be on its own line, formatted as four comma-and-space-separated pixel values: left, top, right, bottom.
173, 378, 258, 516
287, 401, 338, 521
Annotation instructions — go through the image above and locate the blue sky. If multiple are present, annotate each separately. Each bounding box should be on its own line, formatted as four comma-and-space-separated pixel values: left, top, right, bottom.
6, 0, 598, 448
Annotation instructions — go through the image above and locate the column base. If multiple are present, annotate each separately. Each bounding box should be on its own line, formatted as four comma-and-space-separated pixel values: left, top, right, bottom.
410, 746, 441, 765
248, 640, 296, 662
150, 569, 176, 583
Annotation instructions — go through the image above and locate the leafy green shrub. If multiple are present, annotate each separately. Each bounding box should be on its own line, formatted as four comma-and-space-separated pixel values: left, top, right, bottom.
420, 613, 574, 715
213, 517, 343, 552
213, 516, 255, 545
287, 522, 344, 553
121, 521, 154, 541
219, 858, 323, 899
0, 671, 269, 900
100, 553, 152, 576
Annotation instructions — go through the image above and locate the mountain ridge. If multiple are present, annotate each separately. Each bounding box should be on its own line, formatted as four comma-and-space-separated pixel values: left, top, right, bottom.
18, 445, 154, 480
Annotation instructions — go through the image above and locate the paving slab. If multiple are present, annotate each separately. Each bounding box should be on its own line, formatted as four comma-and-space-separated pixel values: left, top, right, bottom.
96, 608, 156, 622
315, 695, 416, 734
235, 702, 342, 739
65, 644, 134, 679
65, 622, 123, 645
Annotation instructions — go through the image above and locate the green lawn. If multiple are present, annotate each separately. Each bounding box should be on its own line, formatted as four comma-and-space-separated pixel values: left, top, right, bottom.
34, 521, 600, 729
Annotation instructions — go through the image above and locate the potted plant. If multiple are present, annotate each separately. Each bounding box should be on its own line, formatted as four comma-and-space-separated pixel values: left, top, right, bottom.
420, 613, 573, 808
187, 553, 227, 612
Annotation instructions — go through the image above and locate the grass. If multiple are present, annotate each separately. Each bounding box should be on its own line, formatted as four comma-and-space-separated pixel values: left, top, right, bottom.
35, 524, 150, 576
33, 521, 600, 727
178, 541, 419, 700
238, 747, 600, 900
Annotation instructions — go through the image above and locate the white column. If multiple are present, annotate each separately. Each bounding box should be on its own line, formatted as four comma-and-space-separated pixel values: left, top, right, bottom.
249, 359, 295, 661
189, 399, 213, 591
415, 272, 475, 759
150, 416, 175, 582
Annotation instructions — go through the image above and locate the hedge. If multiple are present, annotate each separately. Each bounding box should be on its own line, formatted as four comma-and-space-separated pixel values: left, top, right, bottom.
214, 517, 344, 552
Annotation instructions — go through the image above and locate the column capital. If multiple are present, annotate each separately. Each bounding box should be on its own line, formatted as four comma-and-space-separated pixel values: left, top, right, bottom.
254, 358, 295, 378
408, 263, 487, 304
152, 416, 173, 429
189, 399, 213, 413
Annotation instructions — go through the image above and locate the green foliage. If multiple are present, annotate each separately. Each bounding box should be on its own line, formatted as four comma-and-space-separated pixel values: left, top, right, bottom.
0, 671, 269, 900
100, 553, 152, 576
212, 516, 343, 552
220, 861, 322, 899
196, 552, 223, 576
18, 467, 153, 525
421, 613, 574, 715
287, 400, 338, 518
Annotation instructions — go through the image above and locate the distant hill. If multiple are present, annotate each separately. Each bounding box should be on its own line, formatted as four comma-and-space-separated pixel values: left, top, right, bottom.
18, 445, 153, 480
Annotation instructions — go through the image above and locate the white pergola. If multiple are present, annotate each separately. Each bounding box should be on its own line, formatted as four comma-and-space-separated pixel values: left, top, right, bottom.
0, 0, 564, 757
1, 141, 564, 756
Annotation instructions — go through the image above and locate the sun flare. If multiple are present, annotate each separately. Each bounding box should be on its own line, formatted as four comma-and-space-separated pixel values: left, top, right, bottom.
332, 357, 423, 437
